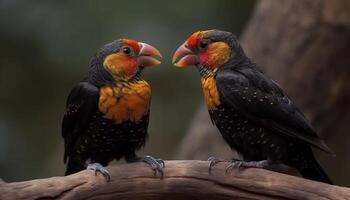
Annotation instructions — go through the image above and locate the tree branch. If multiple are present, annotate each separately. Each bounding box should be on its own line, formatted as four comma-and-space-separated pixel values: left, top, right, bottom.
1, 160, 350, 200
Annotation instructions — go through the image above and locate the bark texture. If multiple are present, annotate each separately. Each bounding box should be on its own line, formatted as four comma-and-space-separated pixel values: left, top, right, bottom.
177, 0, 350, 186
1, 161, 350, 200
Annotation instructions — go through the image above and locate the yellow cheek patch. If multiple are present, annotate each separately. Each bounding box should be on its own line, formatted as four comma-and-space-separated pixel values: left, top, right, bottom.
206, 42, 231, 69
99, 81, 151, 124
103, 53, 137, 79
201, 76, 220, 110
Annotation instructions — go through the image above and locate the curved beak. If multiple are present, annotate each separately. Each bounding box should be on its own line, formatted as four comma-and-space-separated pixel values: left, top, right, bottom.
137, 42, 162, 67
172, 42, 199, 67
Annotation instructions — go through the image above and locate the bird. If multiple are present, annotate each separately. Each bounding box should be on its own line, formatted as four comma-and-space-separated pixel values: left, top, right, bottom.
62, 38, 164, 180
172, 30, 334, 184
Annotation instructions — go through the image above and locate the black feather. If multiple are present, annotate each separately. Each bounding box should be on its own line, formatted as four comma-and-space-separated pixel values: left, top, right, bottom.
62, 82, 99, 163
215, 63, 334, 154
62, 81, 149, 175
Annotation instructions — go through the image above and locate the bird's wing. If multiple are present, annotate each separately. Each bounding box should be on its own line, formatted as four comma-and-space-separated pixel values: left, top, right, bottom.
215, 67, 334, 154
62, 82, 100, 163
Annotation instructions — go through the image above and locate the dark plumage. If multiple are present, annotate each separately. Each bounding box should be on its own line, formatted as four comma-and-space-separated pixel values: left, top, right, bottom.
62, 39, 163, 179
62, 82, 149, 174
173, 30, 334, 184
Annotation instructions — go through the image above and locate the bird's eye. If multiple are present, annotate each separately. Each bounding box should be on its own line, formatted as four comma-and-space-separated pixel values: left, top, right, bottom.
199, 41, 208, 49
122, 47, 131, 55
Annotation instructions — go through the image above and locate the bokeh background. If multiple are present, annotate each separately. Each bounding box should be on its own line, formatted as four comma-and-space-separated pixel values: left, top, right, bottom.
0, 0, 256, 181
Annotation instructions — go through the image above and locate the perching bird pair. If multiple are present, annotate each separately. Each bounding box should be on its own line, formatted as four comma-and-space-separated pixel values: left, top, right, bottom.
62, 30, 334, 184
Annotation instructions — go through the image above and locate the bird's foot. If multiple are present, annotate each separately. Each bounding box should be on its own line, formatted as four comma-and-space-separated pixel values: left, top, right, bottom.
208, 157, 229, 175
86, 163, 111, 181
208, 157, 242, 175
141, 155, 165, 179
225, 160, 269, 174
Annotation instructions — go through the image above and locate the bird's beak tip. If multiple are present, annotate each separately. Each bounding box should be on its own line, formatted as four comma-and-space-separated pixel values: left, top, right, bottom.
137, 42, 162, 67
172, 42, 198, 68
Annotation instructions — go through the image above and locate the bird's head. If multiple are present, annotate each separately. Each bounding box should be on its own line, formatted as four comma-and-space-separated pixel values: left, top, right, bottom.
172, 30, 245, 74
89, 39, 162, 85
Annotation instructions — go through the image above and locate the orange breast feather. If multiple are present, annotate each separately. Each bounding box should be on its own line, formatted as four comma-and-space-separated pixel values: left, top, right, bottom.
201, 77, 220, 110
99, 81, 151, 123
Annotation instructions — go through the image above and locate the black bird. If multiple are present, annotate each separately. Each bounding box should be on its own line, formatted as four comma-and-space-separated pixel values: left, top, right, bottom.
172, 30, 334, 184
62, 39, 164, 180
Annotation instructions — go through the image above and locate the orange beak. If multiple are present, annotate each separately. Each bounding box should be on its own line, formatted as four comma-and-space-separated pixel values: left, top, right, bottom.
137, 42, 162, 67
172, 42, 199, 67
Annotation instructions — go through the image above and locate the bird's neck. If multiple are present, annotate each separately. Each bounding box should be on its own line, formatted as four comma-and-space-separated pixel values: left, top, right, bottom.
196, 65, 217, 78
196, 55, 251, 78
226, 56, 253, 69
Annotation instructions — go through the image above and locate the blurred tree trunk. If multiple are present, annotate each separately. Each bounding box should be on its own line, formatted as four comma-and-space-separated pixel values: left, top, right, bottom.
177, 0, 350, 186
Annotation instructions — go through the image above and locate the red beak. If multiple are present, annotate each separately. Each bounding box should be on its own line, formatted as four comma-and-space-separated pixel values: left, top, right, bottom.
137, 42, 162, 67
172, 42, 199, 67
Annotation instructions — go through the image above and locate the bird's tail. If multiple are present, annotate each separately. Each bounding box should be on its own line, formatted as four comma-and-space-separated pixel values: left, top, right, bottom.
65, 158, 85, 176
298, 154, 332, 184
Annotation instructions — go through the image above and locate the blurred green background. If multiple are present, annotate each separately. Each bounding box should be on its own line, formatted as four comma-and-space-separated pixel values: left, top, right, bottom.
0, 0, 255, 181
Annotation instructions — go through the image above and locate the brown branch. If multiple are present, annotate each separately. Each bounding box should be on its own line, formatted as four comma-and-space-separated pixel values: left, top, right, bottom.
1, 160, 350, 200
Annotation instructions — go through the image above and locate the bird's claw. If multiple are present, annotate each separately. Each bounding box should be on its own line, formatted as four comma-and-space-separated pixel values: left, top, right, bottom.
87, 163, 111, 181
142, 155, 164, 179
208, 157, 227, 175
225, 160, 269, 174
156, 158, 165, 168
